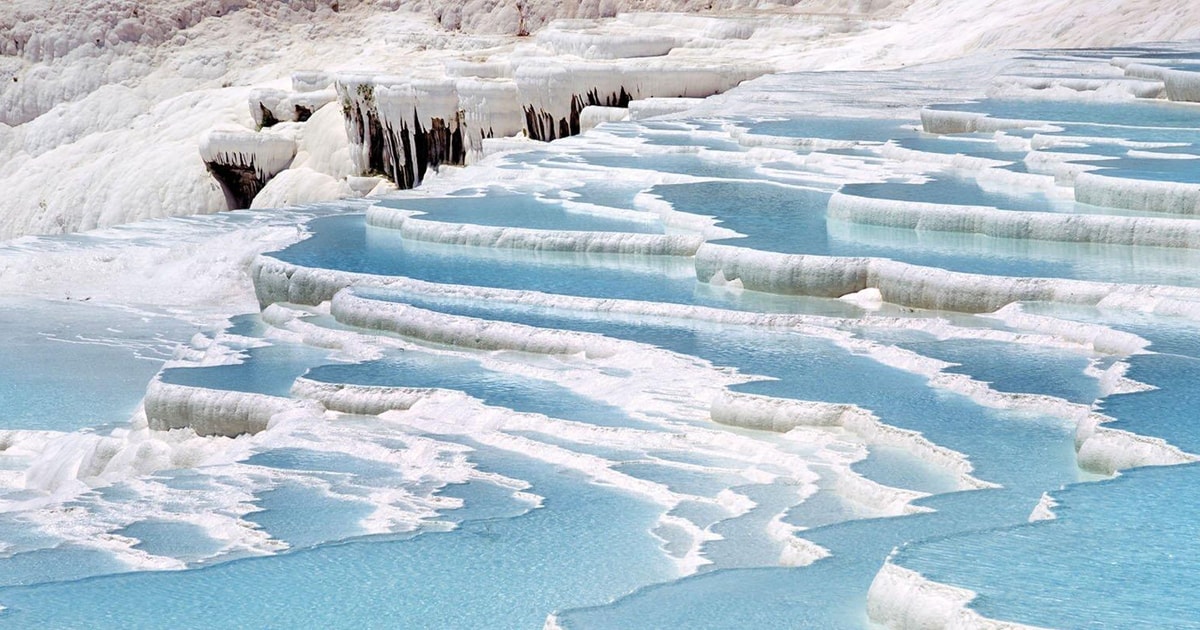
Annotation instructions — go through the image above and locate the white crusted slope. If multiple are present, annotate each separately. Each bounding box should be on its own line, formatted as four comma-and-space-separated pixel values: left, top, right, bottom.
867, 561, 1046, 630
143, 380, 321, 437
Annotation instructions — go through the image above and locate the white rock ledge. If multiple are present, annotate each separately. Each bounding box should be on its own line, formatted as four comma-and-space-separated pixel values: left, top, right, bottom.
330, 289, 621, 358
828, 191, 1200, 249
711, 390, 992, 491
290, 377, 437, 416
365, 207, 704, 256
143, 380, 319, 437
866, 561, 1046, 630
1075, 171, 1200, 216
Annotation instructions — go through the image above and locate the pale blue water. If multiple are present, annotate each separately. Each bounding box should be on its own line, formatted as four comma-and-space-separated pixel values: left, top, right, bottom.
1036, 142, 1153, 159
244, 481, 374, 549
893, 135, 1027, 161
852, 446, 962, 495
556, 181, 645, 209
700, 482, 808, 569
222, 313, 267, 337
640, 176, 1200, 286
0, 444, 676, 629
889, 337, 1101, 404
302, 351, 658, 431
1044, 142, 1200, 159
649, 180, 832, 252
0, 299, 192, 431
1028, 306, 1200, 362
1151, 61, 1200, 71
246, 72, 1200, 626
0, 545, 130, 589
842, 175, 1116, 215
602, 121, 744, 151
1096, 352, 1200, 452
361, 292, 1078, 489
1080, 157, 1200, 183
637, 130, 743, 151
870, 303, 1200, 627
273, 214, 866, 317
559, 476, 1081, 628
274, 214, 702, 304
158, 341, 331, 396
118, 521, 224, 563
894, 464, 1200, 628
496, 149, 565, 168
826, 219, 1200, 287
326, 279, 1080, 624
9, 42, 1200, 630
1012, 120, 1200, 146
928, 99, 1200, 128
1081, 47, 1200, 60
376, 188, 662, 233
579, 151, 765, 180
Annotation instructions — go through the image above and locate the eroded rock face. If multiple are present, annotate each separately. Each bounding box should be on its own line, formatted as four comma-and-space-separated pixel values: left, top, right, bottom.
335, 77, 470, 189
249, 86, 336, 128
515, 60, 762, 141
369, 112, 465, 190
523, 86, 632, 141
331, 59, 759, 188
199, 129, 296, 209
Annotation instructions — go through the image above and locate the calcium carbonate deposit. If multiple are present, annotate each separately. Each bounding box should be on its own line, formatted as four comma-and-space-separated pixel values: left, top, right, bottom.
3, 1, 1200, 628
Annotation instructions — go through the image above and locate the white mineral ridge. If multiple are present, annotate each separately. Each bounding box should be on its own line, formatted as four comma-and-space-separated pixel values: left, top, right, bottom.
1163, 68, 1200, 102
1074, 412, 1197, 476
827, 190, 1200, 249
1029, 492, 1058, 522
710, 390, 990, 491
1075, 171, 1200, 216
330, 289, 622, 359
579, 105, 628, 132
866, 561, 1046, 630
198, 128, 297, 179
365, 207, 704, 256
628, 97, 706, 119
290, 377, 436, 416
248, 87, 337, 127
0, 2, 461, 239
143, 379, 322, 437
695, 242, 1200, 317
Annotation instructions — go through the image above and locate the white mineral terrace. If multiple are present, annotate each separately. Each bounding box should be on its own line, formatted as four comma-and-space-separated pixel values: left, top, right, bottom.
5, 1, 1200, 628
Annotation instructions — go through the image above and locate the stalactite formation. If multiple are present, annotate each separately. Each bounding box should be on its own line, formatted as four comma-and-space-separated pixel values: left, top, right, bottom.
525, 86, 634, 141
198, 131, 297, 209
204, 156, 269, 210
337, 80, 470, 189
333, 63, 753, 187
258, 103, 280, 128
